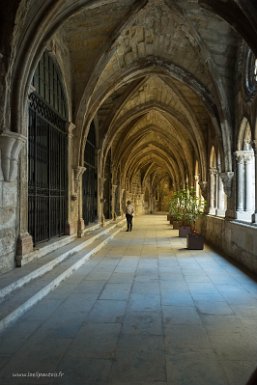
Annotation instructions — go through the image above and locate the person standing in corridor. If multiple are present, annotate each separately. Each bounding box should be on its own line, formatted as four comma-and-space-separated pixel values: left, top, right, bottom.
125, 200, 134, 232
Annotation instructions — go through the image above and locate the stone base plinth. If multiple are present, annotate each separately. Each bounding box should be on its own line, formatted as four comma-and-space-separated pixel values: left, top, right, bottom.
77, 218, 85, 237
16, 233, 33, 267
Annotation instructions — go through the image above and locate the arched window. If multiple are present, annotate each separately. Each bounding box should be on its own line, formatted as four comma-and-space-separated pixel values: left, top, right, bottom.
236, 119, 255, 222
28, 51, 68, 245
83, 122, 98, 225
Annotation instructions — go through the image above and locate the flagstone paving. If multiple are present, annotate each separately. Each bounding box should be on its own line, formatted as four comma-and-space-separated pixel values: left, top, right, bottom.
1, 215, 257, 385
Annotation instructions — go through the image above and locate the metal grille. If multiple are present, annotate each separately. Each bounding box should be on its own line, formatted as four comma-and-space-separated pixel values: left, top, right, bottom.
28, 92, 67, 244
115, 167, 121, 216
32, 51, 67, 118
103, 150, 112, 219
82, 124, 98, 225
115, 186, 121, 216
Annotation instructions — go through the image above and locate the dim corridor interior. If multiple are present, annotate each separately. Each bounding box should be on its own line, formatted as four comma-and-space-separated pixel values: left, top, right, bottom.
0, 215, 257, 385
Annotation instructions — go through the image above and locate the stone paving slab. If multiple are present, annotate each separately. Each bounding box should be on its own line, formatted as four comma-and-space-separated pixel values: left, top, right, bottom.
0, 215, 257, 385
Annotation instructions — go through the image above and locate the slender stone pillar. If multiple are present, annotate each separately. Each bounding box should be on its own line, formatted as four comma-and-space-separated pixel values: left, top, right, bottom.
253, 141, 257, 224
236, 153, 245, 212
96, 149, 104, 225
216, 174, 225, 216
66, 122, 75, 235
121, 188, 126, 217
245, 153, 254, 212
112, 184, 117, 220
209, 168, 216, 215
220, 171, 234, 219
74, 166, 86, 237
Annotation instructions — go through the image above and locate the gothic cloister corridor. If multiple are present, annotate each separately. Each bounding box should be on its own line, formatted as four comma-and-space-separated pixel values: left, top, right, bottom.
1, 215, 257, 385
1, 1, 257, 384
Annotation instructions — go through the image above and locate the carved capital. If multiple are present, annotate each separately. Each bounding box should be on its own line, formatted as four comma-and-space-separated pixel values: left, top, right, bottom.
220, 171, 234, 198
235, 150, 254, 163
0, 131, 26, 182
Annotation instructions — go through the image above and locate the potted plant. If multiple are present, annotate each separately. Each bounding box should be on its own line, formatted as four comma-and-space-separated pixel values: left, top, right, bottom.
185, 189, 206, 249
169, 191, 182, 229
169, 189, 190, 233
169, 188, 205, 248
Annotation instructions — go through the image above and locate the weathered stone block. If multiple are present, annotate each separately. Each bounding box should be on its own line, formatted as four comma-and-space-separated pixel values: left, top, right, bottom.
1, 207, 16, 228
2, 181, 17, 207
0, 251, 15, 273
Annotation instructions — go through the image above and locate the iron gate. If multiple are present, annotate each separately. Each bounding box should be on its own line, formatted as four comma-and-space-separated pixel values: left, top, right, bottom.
103, 150, 112, 219
83, 124, 98, 225
28, 92, 67, 244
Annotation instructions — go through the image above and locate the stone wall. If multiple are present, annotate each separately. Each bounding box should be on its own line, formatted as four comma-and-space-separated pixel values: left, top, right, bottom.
0, 179, 18, 273
200, 216, 257, 275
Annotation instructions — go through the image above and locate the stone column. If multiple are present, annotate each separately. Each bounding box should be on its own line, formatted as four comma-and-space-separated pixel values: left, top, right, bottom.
236, 153, 245, 212
216, 174, 225, 216
209, 168, 216, 215
112, 184, 117, 220
245, 153, 254, 213
16, 143, 33, 265
0, 131, 33, 266
121, 188, 126, 217
253, 141, 257, 223
66, 122, 75, 235
74, 166, 86, 237
97, 149, 104, 225
220, 171, 235, 219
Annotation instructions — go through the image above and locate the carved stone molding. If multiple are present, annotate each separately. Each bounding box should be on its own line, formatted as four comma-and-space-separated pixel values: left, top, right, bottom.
220, 171, 234, 198
0, 131, 26, 182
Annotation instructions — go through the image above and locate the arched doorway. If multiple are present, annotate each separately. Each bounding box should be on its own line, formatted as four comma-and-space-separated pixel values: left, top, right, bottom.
28, 51, 68, 245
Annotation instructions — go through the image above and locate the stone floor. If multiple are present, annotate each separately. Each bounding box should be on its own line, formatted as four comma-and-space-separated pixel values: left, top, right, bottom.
0, 215, 257, 385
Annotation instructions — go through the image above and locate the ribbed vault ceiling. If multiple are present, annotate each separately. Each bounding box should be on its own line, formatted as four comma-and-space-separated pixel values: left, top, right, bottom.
12, 0, 243, 190
59, 0, 240, 189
